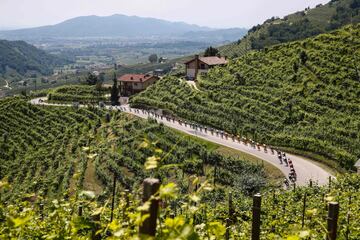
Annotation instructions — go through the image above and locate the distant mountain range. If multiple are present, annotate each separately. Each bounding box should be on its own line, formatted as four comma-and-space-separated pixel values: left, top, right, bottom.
0, 14, 247, 41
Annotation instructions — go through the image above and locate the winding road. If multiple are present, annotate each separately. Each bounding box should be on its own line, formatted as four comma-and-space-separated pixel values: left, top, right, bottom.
30, 97, 333, 186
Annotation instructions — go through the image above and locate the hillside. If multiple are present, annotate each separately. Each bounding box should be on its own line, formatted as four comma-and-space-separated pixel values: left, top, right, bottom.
0, 97, 268, 202
219, 0, 360, 58
0, 40, 70, 77
109, 0, 360, 79
0, 14, 245, 41
131, 24, 360, 170
1, 98, 360, 239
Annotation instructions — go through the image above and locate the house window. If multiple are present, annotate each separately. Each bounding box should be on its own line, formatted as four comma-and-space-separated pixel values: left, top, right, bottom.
134, 83, 138, 86
200, 64, 206, 69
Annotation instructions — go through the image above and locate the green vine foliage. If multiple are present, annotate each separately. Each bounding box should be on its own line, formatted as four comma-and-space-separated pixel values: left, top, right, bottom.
131, 24, 360, 170
0, 98, 360, 238
1, 174, 360, 239
0, 97, 266, 203
48, 85, 110, 104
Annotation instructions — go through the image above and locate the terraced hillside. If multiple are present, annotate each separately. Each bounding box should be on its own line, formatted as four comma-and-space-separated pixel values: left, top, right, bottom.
0, 97, 267, 202
131, 24, 360, 170
219, 0, 360, 58
48, 85, 110, 103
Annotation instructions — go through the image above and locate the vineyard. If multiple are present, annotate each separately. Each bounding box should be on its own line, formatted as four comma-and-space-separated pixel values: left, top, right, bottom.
0, 98, 359, 239
130, 24, 360, 170
0, 97, 268, 203
1, 169, 360, 239
47, 85, 110, 104
219, 0, 360, 58
1, 5, 360, 240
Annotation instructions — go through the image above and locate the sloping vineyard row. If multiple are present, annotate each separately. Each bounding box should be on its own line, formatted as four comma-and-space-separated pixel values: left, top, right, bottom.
0, 98, 266, 203
131, 24, 360, 170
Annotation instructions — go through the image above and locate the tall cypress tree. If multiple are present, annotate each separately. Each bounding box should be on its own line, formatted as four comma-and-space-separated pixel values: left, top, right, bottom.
110, 73, 119, 106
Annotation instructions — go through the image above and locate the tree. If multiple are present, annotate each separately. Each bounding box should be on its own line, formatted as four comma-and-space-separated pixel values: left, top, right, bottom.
110, 73, 119, 106
204, 46, 219, 57
149, 54, 158, 63
86, 72, 98, 85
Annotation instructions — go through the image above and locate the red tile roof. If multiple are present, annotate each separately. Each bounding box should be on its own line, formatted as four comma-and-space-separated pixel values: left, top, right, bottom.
118, 74, 154, 82
185, 56, 228, 66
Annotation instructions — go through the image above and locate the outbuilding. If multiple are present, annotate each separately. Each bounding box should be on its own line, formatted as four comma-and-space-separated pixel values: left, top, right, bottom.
185, 55, 228, 80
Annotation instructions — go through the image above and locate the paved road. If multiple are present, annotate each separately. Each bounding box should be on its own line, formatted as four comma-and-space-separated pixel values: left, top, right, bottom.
30, 98, 333, 186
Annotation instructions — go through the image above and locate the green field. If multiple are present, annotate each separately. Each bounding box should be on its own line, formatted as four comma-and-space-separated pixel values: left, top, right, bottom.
131, 24, 360, 170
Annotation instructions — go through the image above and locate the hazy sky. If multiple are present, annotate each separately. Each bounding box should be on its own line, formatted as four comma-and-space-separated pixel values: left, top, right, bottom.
0, 0, 329, 29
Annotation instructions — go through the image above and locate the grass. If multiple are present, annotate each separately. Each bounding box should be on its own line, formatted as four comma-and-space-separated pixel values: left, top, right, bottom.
171, 128, 284, 182
215, 146, 284, 181
83, 159, 104, 195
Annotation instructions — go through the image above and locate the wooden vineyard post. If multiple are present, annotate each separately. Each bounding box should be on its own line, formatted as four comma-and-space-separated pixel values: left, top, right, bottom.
78, 204, 83, 216
301, 193, 307, 228
110, 173, 117, 222
105, 112, 111, 123
139, 178, 160, 237
39, 203, 44, 220
327, 202, 339, 240
328, 176, 332, 191
252, 193, 261, 240
92, 213, 101, 240
309, 179, 313, 188
225, 218, 231, 240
